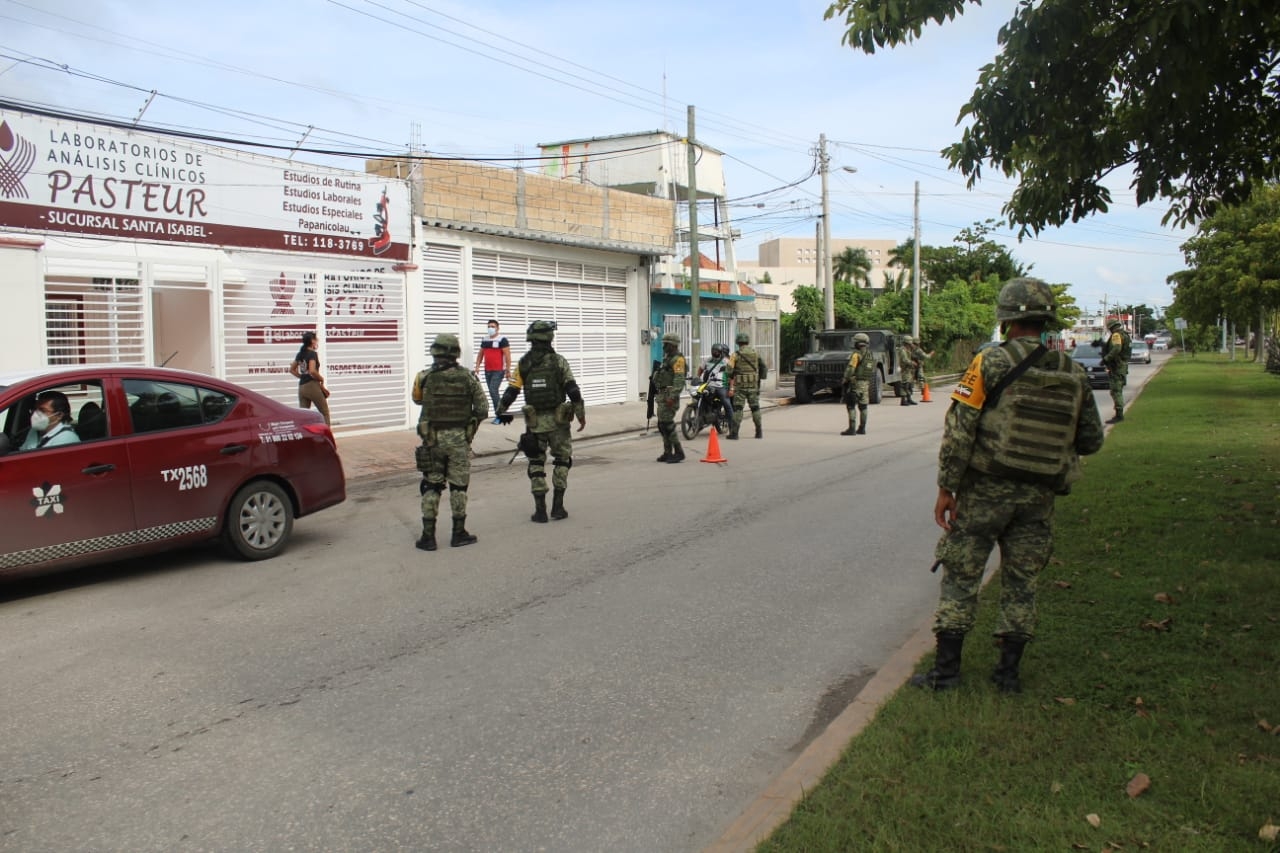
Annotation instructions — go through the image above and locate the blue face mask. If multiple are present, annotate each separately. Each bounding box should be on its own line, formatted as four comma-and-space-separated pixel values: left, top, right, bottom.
488, 327, 498, 337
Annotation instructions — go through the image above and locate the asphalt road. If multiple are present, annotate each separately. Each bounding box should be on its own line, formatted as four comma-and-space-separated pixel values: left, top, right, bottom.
0, 358, 1162, 852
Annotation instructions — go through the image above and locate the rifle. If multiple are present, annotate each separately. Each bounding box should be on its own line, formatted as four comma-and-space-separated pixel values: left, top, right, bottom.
645, 359, 660, 432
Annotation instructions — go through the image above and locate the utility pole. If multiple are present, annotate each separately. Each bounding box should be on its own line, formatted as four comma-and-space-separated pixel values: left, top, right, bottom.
819, 134, 834, 330
912, 180, 921, 338
686, 106, 701, 360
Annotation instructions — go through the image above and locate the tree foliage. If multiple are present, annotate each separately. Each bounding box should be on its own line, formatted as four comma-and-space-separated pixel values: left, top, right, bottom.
1171, 182, 1280, 329
832, 246, 873, 287
824, 0, 1280, 233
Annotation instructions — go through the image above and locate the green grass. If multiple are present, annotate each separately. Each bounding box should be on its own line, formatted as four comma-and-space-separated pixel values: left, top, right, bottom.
760, 356, 1280, 852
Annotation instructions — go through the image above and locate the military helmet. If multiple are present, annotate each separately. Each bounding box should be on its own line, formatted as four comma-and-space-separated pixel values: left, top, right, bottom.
735, 332, 749, 345
1107, 319, 1124, 332
712, 342, 727, 357
996, 277, 1057, 323
527, 320, 557, 343
852, 332, 870, 347
430, 332, 461, 357
902, 334, 915, 344
661, 332, 681, 346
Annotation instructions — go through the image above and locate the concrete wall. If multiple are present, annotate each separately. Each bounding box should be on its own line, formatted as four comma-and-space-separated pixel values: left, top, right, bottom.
367, 158, 674, 251
0, 239, 46, 369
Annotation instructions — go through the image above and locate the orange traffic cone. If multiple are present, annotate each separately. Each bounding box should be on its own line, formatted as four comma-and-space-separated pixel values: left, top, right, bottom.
701, 427, 728, 464
921, 383, 933, 402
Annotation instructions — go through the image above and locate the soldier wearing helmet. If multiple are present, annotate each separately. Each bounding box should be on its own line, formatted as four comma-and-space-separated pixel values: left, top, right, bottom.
1100, 318, 1132, 423
496, 320, 587, 522
411, 332, 490, 550
727, 331, 766, 439
651, 333, 688, 462
900, 334, 935, 405
914, 277, 1104, 696
840, 332, 874, 436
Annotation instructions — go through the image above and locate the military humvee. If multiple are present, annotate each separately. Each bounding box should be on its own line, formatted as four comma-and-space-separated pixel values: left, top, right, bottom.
790, 328, 907, 404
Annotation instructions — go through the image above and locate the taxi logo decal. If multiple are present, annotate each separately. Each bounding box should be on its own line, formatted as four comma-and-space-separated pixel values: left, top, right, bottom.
30, 482, 64, 517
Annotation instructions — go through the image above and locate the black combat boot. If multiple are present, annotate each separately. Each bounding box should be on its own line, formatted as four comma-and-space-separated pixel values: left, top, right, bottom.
667, 447, 685, 463
754, 423, 762, 439
1106, 410, 1124, 424
550, 488, 569, 520
656, 449, 672, 462
856, 420, 866, 435
841, 425, 857, 436
450, 517, 477, 547
531, 494, 549, 523
991, 636, 1027, 694
910, 631, 965, 691
415, 518, 437, 552
900, 396, 910, 406
727, 423, 739, 440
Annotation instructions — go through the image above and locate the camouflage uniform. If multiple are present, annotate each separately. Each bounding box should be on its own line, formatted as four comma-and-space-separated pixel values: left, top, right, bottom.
915, 278, 1105, 694
727, 334, 763, 439
907, 339, 930, 390
840, 334, 873, 435
497, 321, 587, 522
412, 335, 489, 550
653, 334, 687, 462
1101, 321, 1131, 422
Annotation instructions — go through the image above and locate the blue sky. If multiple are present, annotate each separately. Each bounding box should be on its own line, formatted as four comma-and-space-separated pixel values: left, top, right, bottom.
0, 0, 1185, 317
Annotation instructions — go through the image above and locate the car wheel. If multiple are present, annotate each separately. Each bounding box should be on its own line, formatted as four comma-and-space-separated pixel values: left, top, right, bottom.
794, 375, 813, 404
869, 368, 883, 404
223, 480, 293, 561
680, 403, 701, 440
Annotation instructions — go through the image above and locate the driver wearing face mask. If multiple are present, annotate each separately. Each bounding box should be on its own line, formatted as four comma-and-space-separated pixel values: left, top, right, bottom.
21, 391, 81, 451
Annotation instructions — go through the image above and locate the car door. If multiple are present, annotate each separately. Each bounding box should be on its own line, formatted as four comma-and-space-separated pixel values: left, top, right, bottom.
0, 378, 136, 573
121, 377, 251, 544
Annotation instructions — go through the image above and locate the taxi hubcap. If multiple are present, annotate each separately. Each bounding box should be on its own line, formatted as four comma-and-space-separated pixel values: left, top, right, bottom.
239, 490, 286, 549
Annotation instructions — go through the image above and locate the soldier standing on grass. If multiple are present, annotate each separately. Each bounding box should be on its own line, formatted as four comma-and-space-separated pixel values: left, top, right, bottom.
840, 332, 873, 436
653, 333, 687, 463
1101, 319, 1132, 423
411, 333, 489, 551
913, 278, 1104, 694
496, 321, 586, 523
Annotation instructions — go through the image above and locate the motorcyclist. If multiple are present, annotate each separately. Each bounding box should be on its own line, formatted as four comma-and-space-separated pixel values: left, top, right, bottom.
700, 343, 733, 423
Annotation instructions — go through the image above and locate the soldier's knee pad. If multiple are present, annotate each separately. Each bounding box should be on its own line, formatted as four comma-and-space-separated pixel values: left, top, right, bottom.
553, 456, 572, 470
448, 483, 467, 492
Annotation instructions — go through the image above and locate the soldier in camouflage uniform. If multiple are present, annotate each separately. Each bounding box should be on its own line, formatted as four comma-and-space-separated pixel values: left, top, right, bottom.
840, 332, 873, 436
653, 333, 687, 463
411, 333, 489, 551
895, 334, 918, 406
1100, 319, 1131, 423
497, 320, 587, 523
914, 278, 1105, 694
904, 334, 933, 397
727, 331, 763, 439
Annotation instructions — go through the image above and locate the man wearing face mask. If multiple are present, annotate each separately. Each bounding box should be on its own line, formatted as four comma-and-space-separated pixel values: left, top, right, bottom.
474, 319, 511, 425
22, 391, 81, 450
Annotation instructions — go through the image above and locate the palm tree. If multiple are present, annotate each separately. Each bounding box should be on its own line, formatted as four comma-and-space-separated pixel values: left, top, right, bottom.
832, 247, 872, 288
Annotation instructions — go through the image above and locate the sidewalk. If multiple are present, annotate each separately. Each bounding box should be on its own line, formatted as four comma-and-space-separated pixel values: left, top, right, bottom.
334, 381, 797, 481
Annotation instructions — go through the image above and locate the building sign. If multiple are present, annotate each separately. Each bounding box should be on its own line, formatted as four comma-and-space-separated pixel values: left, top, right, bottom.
0, 110, 410, 261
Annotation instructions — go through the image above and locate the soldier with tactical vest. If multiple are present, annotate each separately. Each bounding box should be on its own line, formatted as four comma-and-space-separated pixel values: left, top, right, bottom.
903, 334, 933, 399
914, 278, 1104, 695
411, 333, 490, 551
727, 331, 764, 439
840, 332, 873, 436
496, 320, 587, 522
1100, 318, 1132, 423
895, 334, 918, 406
653, 333, 687, 463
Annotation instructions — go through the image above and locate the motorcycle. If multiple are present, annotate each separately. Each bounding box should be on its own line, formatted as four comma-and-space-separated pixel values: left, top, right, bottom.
681, 381, 732, 439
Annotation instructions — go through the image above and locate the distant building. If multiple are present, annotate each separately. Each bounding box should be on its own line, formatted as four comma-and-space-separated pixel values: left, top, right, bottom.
738, 237, 904, 311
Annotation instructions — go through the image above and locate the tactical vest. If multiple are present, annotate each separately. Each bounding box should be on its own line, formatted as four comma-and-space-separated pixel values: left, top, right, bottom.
970, 344, 1084, 485
520, 349, 565, 410
849, 349, 874, 382
733, 347, 759, 390
419, 364, 474, 427
655, 352, 682, 388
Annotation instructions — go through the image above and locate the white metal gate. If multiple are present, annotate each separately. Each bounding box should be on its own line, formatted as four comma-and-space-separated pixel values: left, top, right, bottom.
43, 256, 146, 367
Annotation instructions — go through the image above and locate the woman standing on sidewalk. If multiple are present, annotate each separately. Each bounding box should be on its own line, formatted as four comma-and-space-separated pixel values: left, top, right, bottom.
290, 331, 331, 425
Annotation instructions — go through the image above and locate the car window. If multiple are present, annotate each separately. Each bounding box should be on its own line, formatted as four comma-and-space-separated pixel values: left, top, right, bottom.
123, 379, 237, 434
0, 380, 107, 453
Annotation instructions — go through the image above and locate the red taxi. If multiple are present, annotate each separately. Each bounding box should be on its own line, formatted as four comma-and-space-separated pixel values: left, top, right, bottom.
0, 366, 345, 577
